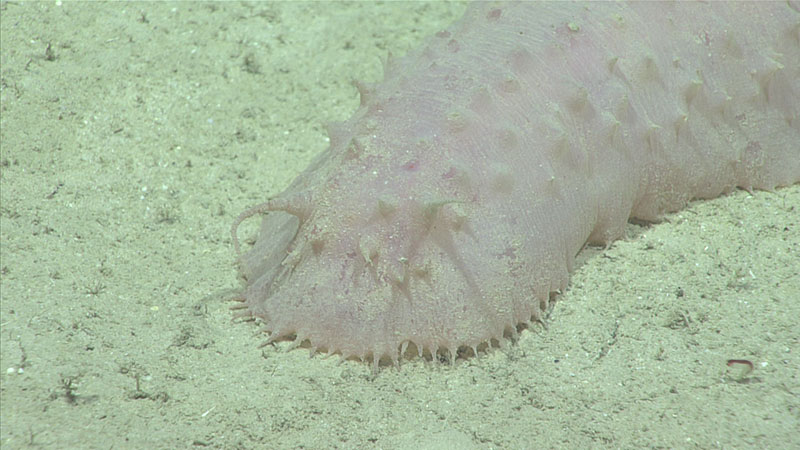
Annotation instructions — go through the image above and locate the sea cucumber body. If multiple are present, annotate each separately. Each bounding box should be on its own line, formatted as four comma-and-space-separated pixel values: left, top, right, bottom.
233, 2, 799, 367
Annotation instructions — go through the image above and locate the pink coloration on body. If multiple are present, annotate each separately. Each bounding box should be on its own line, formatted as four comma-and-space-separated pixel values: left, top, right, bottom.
231, 2, 800, 370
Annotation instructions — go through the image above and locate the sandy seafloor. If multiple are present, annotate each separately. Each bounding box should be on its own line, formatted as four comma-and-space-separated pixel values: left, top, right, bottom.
1, 2, 798, 449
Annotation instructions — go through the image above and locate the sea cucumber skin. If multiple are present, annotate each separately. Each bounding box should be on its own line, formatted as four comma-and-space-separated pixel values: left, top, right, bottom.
233, 2, 799, 367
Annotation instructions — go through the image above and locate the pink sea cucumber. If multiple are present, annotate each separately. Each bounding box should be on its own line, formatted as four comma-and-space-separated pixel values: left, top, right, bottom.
231, 2, 800, 369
